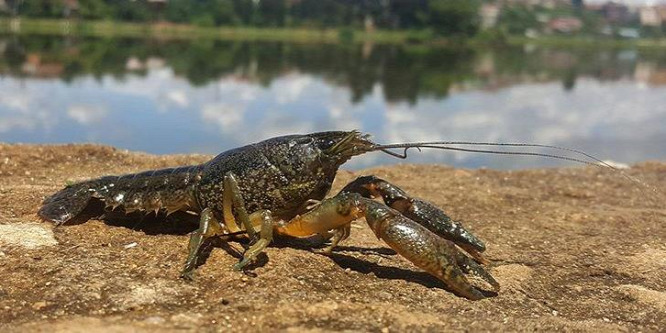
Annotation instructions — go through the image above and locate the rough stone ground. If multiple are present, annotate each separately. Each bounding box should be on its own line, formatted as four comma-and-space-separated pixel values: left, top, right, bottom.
0, 143, 665, 332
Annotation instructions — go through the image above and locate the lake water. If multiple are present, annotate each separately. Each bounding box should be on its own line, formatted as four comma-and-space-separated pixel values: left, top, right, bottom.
1, 35, 665, 170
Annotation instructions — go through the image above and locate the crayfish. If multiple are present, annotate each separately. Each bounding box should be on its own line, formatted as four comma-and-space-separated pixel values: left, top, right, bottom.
40, 131, 615, 300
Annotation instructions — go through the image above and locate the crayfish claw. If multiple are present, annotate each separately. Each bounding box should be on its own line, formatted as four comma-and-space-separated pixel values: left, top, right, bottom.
402, 198, 487, 253
455, 250, 499, 292
341, 176, 487, 255
364, 201, 497, 300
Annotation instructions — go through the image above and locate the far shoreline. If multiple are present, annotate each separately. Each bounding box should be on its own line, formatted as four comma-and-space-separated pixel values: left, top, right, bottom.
2, 18, 666, 49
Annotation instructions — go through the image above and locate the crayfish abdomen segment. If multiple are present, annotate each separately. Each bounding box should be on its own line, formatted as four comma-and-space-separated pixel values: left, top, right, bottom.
39, 165, 203, 225
101, 165, 203, 214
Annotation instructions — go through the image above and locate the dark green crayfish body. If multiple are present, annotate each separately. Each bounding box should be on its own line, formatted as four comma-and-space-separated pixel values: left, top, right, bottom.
196, 133, 345, 220
38, 131, 375, 226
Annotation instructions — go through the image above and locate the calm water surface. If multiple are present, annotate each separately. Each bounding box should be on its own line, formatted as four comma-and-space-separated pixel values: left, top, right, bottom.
1, 35, 665, 169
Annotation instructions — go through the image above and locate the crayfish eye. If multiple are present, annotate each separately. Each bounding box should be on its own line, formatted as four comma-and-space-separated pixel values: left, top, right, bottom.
320, 139, 336, 150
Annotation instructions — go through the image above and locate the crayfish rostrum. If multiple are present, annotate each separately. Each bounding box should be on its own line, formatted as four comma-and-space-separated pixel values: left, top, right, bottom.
40, 131, 514, 300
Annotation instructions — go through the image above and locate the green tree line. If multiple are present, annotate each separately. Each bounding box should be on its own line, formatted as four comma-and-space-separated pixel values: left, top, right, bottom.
1, 0, 481, 37
4, 34, 660, 103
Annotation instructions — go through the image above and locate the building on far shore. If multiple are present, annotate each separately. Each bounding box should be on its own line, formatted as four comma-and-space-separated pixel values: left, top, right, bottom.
640, 7, 661, 26
500, 0, 572, 9
480, 3, 501, 29
597, 2, 633, 25
639, 5, 666, 27
0, 0, 10, 14
547, 17, 583, 33
62, 0, 79, 18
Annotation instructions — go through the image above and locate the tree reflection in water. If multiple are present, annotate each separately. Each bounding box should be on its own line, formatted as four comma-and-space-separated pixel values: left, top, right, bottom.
1, 34, 666, 169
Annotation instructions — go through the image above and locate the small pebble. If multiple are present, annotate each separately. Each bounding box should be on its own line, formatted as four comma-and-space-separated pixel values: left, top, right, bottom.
171, 313, 203, 324
378, 291, 392, 300
32, 301, 47, 310
552, 310, 558, 316
144, 316, 166, 325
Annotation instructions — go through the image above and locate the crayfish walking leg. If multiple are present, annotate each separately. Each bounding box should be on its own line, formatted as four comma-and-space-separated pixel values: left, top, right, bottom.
181, 172, 277, 278
181, 207, 225, 280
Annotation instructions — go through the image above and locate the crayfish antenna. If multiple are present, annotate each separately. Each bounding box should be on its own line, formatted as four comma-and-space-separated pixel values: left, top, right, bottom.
371, 140, 664, 202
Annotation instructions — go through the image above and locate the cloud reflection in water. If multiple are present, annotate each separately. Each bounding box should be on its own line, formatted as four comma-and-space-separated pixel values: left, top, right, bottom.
1, 52, 665, 170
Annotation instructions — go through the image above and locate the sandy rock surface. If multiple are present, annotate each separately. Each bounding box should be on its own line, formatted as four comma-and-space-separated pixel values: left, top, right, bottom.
0, 143, 665, 332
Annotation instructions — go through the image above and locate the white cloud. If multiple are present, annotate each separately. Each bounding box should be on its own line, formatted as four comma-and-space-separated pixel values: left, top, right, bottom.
67, 104, 107, 125
166, 90, 189, 108
273, 74, 314, 104
0, 83, 55, 133
201, 103, 244, 131
0, 94, 30, 112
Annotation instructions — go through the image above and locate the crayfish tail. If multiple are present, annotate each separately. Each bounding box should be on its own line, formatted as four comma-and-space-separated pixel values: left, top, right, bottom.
39, 165, 205, 225
38, 180, 98, 225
